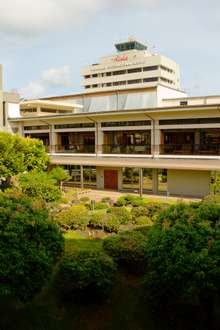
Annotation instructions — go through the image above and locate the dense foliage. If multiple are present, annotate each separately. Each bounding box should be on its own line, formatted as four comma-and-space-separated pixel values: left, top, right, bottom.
53, 250, 116, 300
0, 133, 49, 183
107, 206, 132, 224
55, 205, 89, 230
18, 170, 62, 202
0, 192, 64, 302
49, 166, 71, 186
143, 202, 220, 313
103, 230, 148, 272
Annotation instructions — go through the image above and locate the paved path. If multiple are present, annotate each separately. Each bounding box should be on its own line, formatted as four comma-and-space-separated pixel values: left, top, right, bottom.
85, 189, 200, 203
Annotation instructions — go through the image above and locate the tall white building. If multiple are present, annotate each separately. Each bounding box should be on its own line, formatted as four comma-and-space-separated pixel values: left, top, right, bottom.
81, 38, 181, 93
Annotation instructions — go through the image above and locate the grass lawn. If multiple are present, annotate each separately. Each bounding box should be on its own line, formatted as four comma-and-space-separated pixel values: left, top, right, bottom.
64, 230, 103, 255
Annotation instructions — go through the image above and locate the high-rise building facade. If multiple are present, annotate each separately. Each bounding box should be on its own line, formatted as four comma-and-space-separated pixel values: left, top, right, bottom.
81, 38, 181, 93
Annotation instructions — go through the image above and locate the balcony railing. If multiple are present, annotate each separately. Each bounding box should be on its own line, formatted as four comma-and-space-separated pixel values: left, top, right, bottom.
160, 144, 220, 155
47, 143, 220, 156
102, 144, 151, 154
51, 144, 95, 154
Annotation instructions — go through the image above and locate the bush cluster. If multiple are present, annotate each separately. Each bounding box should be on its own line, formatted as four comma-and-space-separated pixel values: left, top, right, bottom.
107, 206, 132, 224
115, 194, 146, 207
103, 229, 148, 272
0, 191, 64, 302
55, 205, 89, 230
53, 250, 116, 300
143, 202, 220, 313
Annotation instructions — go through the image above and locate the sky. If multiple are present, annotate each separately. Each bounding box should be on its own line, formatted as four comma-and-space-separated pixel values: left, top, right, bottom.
0, 0, 219, 99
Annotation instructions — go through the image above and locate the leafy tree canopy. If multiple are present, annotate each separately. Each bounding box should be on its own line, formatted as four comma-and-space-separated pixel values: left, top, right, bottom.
143, 202, 220, 311
0, 132, 49, 182
0, 191, 64, 302
17, 170, 62, 202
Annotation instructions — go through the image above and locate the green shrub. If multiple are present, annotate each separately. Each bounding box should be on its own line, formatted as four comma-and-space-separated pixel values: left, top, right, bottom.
115, 194, 145, 207
142, 202, 220, 313
134, 216, 153, 226
79, 196, 90, 204
89, 210, 106, 229
0, 191, 64, 302
101, 197, 113, 205
103, 230, 148, 272
103, 214, 121, 233
107, 206, 132, 224
115, 196, 127, 207
55, 205, 89, 230
17, 170, 62, 202
131, 206, 148, 219
53, 250, 116, 300
203, 194, 220, 205
93, 201, 109, 210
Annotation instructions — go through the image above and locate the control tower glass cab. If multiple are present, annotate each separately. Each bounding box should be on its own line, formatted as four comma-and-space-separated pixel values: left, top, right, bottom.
115, 39, 147, 52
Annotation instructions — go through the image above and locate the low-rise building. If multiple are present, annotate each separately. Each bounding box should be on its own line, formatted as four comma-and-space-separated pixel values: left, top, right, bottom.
2, 40, 220, 198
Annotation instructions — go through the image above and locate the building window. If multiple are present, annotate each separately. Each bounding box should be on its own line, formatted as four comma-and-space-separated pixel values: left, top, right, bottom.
85, 75, 91, 78
55, 123, 95, 129
113, 70, 126, 75
128, 79, 142, 85
180, 101, 188, 106
85, 85, 91, 89
143, 66, 158, 71
101, 120, 151, 127
24, 125, 49, 131
21, 108, 37, 113
143, 77, 158, 82
3, 101, 6, 126
159, 118, 220, 125
92, 74, 98, 78
128, 68, 142, 73
106, 72, 112, 76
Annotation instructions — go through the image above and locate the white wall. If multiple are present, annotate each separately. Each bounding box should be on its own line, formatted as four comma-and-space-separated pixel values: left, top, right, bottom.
157, 85, 187, 107
167, 169, 210, 197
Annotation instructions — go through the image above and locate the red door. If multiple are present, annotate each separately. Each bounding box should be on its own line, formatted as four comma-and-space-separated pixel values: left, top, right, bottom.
104, 170, 118, 190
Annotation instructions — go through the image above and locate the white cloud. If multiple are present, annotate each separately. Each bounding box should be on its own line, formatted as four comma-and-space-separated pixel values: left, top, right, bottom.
0, 0, 159, 37
19, 65, 72, 98
20, 81, 45, 99
41, 66, 72, 87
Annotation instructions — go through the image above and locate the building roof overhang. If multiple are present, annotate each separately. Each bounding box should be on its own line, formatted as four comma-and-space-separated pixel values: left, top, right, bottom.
8, 103, 220, 123
50, 155, 220, 171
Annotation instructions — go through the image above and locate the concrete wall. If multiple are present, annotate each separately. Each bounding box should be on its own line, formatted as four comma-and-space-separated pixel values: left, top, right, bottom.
167, 169, 210, 197
96, 166, 122, 190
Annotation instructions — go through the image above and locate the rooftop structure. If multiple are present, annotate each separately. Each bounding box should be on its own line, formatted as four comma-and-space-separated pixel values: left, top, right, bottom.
81, 38, 181, 93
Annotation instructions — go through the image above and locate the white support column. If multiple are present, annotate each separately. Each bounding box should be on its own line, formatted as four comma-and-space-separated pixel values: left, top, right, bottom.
152, 169, 159, 195
80, 165, 84, 189
96, 122, 103, 155
154, 120, 160, 157
49, 125, 56, 153
139, 168, 143, 198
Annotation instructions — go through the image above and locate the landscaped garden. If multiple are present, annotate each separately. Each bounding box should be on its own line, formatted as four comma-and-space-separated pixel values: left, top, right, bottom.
1, 132, 220, 330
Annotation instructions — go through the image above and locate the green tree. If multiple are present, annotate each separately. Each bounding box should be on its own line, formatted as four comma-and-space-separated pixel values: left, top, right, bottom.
143, 202, 220, 317
49, 166, 71, 190
0, 132, 49, 185
0, 191, 64, 302
17, 170, 62, 202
